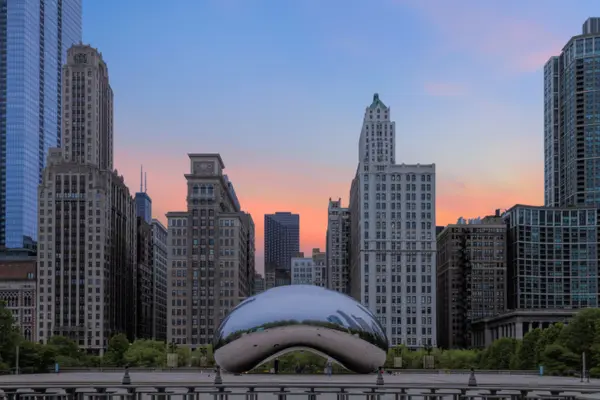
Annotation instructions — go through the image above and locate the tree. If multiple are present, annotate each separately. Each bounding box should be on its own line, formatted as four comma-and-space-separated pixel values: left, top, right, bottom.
560, 308, 600, 356
480, 337, 518, 369
105, 334, 130, 366
124, 339, 166, 367
515, 328, 542, 369
0, 301, 22, 368
535, 322, 564, 364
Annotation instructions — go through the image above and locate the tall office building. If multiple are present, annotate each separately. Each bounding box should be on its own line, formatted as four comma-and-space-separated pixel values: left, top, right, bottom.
436, 215, 506, 349
505, 205, 600, 310
151, 219, 168, 341
36, 45, 137, 353
544, 18, 600, 207
264, 212, 300, 288
135, 216, 153, 339
1, 1, 82, 250
135, 167, 152, 224
326, 198, 350, 294
349, 94, 436, 348
166, 154, 255, 347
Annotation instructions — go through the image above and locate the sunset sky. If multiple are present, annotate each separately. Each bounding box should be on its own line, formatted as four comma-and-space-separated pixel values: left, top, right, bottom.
83, 0, 597, 273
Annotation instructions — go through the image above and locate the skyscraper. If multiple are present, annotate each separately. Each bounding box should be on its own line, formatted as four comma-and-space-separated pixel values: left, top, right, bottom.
36, 45, 137, 354
135, 167, 152, 224
166, 154, 255, 347
544, 18, 600, 207
349, 94, 437, 349
1, 1, 82, 250
326, 198, 350, 294
264, 212, 300, 288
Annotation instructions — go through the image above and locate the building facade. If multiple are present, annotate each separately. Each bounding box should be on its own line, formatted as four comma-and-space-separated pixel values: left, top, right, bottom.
291, 248, 326, 287
505, 204, 600, 310
349, 94, 437, 348
264, 212, 300, 288
36, 45, 137, 353
253, 273, 265, 295
326, 198, 350, 294
1, 1, 82, 250
544, 18, 600, 208
151, 219, 168, 341
136, 217, 153, 339
135, 167, 152, 225
436, 216, 506, 349
0, 256, 36, 341
166, 154, 255, 347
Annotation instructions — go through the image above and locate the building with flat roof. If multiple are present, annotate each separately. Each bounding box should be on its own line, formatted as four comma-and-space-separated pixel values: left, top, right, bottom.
436, 216, 506, 349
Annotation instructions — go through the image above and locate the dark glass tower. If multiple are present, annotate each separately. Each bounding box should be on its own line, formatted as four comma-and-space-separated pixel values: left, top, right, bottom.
0, 0, 82, 250
544, 18, 600, 207
264, 212, 300, 288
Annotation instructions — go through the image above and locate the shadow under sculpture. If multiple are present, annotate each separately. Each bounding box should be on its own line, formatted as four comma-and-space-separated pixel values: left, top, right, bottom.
213, 285, 389, 374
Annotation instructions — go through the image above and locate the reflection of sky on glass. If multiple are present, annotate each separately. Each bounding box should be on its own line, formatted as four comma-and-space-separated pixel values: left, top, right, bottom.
219, 285, 386, 339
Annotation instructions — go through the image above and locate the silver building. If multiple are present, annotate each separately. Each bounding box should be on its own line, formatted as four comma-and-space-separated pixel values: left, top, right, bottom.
166, 154, 255, 347
349, 94, 436, 348
36, 45, 137, 353
326, 198, 350, 294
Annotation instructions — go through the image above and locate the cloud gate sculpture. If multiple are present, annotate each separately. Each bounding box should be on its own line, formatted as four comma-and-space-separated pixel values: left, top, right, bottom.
213, 285, 388, 374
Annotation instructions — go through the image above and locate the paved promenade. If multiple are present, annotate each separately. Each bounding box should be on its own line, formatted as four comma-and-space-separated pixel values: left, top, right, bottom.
0, 371, 595, 387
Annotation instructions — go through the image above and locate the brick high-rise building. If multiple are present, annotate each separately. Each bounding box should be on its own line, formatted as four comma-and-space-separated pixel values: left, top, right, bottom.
166, 154, 255, 347
326, 198, 350, 294
436, 216, 506, 349
36, 45, 137, 354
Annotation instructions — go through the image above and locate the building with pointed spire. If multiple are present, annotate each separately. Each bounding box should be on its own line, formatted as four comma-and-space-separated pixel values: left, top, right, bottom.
349, 93, 437, 349
36, 44, 137, 354
135, 166, 152, 224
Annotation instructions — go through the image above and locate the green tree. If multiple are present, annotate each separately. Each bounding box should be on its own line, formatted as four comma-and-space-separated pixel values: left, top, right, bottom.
560, 308, 600, 356
515, 328, 542, 369
124, 339, 166, 367
0, 301, 22, 368
480, 337, 518, 369
17, 341, 56, 373
541, 344, 579, 375
535, 322, 564, 364
104, 334, 130, 366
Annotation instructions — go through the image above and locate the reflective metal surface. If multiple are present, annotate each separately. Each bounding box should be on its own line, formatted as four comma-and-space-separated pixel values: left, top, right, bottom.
213, 285, 388, 374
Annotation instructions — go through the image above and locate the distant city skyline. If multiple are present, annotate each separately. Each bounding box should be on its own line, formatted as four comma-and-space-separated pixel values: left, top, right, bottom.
80, 0, 599, 272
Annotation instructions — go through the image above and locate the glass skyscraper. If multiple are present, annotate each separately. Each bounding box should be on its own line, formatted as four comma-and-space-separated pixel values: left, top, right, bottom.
264, 212, 300, 288
1, 0, 82, 250
544, 17, 600, 208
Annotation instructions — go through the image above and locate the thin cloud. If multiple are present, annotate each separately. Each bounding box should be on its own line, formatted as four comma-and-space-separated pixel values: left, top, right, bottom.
424, 82, 467, 97
397, 0, 563, 72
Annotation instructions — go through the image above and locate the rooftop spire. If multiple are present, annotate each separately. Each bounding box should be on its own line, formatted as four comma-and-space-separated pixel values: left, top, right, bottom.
144, 172, 147, 193
369, 92, 387, 109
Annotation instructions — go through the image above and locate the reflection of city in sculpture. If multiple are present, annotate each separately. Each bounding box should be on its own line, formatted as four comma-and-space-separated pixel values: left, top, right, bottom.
213, 285, 389, 374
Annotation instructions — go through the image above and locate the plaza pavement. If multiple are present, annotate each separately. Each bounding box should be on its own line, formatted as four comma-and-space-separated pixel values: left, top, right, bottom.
0, 371, 595, 387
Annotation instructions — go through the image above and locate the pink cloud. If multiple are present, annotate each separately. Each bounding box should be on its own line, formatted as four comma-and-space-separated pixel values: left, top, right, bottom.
424, 82, 467, 96
398, 0, 563, 72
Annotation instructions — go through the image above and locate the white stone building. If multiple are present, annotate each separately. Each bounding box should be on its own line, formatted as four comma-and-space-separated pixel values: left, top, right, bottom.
349, 94, 436, 349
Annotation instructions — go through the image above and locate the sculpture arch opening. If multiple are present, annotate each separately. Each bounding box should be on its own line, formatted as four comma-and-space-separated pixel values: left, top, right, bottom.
254, 347, 349, 373
213, 285, 388, 374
